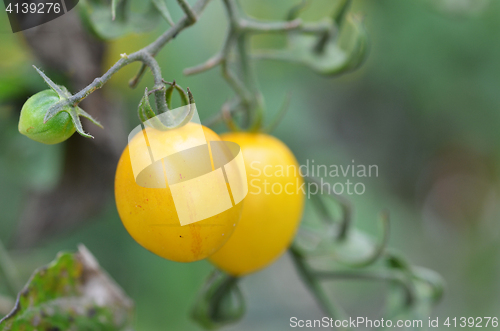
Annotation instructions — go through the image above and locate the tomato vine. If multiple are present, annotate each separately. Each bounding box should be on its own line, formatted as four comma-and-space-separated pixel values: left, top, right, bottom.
5, 0, 444, 329
33, 0, 366, 136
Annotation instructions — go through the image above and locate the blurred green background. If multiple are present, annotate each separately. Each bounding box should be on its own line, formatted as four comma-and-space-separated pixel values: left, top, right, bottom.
1, 0, 500, 329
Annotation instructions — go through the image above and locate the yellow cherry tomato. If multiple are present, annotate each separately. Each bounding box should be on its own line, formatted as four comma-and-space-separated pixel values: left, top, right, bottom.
209, 132, 305, 276
115, 123, 243, 262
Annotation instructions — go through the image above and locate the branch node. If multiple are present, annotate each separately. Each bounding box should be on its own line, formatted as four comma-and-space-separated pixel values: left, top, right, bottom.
177, 0, 197, 24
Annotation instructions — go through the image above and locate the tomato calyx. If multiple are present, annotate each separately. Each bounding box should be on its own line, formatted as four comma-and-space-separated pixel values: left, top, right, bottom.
19, 90, 76, 144
137, 81, 196, 130
33, 66, 102, 139
163, 79, 190, 109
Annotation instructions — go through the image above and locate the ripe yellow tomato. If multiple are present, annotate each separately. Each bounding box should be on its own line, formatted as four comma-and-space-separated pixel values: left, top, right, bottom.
115, 123, 243, 262
209, 132, 305, 276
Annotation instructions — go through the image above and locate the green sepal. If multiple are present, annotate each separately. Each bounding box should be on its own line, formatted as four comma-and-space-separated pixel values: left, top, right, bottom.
167, 95, 196, 129
138, 87, 158, 121
171, 88, 196, 127
165, 84, 175, 109
138, 84, 197, 131
32, 66, 69, 98
175, 85, 190, 106
68, 106, 103, 139
164, 81, 190, 108
33, 66, 102, 139
151, 0, 175, 26
138, 87, 166, 130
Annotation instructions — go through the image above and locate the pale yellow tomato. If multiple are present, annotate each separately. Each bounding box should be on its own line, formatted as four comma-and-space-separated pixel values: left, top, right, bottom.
209, 132, 305, 276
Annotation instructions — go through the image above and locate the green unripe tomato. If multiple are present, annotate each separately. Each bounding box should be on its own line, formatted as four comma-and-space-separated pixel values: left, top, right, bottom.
18, 89, 76, 144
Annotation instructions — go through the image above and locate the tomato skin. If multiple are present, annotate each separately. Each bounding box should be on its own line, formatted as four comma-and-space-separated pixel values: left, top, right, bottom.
209, 133, 305, 276
114, 123, 243, 263
18, 89, 76, 144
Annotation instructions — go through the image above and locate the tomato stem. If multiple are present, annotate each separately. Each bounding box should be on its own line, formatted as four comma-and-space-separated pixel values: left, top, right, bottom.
35, 0, 362, 134
289, 246, 349, 325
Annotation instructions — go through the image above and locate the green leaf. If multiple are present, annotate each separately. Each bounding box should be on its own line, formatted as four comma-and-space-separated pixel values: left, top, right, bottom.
256, 14, 368, 76
0, 245, 134, 331
332, 0, 352, 27
294, 15, 368, 75
111, 0, 123, 21
79, 0, 162, 40
286, 0, 311, 21
151, 0, 175, 26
